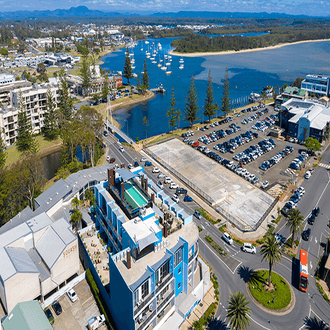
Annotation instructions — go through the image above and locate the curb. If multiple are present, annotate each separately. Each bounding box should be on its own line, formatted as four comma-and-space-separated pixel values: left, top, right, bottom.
245, 269, 296, 316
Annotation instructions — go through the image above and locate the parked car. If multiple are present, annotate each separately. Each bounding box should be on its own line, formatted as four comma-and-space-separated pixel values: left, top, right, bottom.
157, 181, 164, 189
194, 210, 202, 219
52, 300, 62, 315
152, 167, 160, 173
242, 242, 256, 254
222, 232, 233, 245
134, 161, 139, 167
44, 308, 54, 325
170, 182, 179, 189
67, 289, 78, 303
109, 158, 115, 163
140, 157, 147, 162
304, 171, 311, 179
184, 195, 193, 202
87, 315, 106, 330
172, 194, 179, 203
302, 228, 311, 241
275, 234, 286, 244
158, 173, 166, 179
127, 163, 133, 169
164, 177, 172, 184
176, 188, 187, 195
145, 161, 152, 166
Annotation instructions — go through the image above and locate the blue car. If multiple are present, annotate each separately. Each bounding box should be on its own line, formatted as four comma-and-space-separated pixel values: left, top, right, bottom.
145, 161, 152, 166
184, 195, 193, 202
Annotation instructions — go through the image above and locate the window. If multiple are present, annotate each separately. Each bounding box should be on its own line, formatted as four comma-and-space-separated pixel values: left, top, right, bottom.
174, 248, 182, 267
141, 280, 149, 299
133, 290, 139, 307
178, 267, 181, 274
156, 260, 169, 284
178, 282, 181, 289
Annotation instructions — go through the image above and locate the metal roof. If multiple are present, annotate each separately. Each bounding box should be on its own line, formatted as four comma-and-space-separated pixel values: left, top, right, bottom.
116, 168, 138, 182
2, 301, 53, 330
5, 247, 39, 274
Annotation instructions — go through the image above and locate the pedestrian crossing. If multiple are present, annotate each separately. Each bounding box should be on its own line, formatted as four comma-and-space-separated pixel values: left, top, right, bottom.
319, 163, 330, 169
285, 168, 297, 176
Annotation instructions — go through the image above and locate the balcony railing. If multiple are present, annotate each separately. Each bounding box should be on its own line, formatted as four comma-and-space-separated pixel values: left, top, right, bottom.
158, 290, 174, 312
156, 273, 173, 294
137, 310, 156, 330
99, 206, 122, 244
189, 250, 198, 263
134, 293, 155, 316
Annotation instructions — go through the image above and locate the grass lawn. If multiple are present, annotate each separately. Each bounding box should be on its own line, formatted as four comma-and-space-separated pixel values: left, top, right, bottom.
249, 270, 291, 310
5, 136, 62, 166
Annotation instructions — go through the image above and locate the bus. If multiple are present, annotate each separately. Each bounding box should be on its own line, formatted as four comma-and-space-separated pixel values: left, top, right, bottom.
299, 249, 308, 292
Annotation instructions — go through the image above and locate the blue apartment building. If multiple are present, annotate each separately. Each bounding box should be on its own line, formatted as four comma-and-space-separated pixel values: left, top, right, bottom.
79, 165, 209, 330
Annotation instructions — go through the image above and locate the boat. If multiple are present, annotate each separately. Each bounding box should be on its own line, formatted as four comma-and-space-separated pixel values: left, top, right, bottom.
150, 57, 155, 61
157, 63, 161, 67
145, 41, 149, 44
179, 64, 184, 69
164, 55, 168, 59
152, 60, 157, 64
168, 55, 172, 59
161, 65, 167, 71
131, 65, 136, 69
165, 62, 171, 66
165, 69, 172, 75
179, 58, 184, 63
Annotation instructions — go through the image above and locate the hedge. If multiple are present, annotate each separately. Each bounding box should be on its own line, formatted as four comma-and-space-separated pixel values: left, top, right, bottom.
196, 208, 221, 224
86, 269, 116, 330
192, 302, 217, 330
205, 235, 227, 256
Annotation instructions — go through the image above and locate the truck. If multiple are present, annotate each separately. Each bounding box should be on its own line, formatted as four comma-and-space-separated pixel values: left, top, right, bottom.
87, 315, 106, 330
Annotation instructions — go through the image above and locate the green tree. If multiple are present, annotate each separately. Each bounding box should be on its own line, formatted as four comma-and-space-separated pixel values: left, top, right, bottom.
226, 291, 251, 330
142, 59, 149, 93
80, 55, 91, 94
305, 137, 321, 154
286, 209, 304, 248
123, 47, 133, 85
16, 93, 37, 153
58, 71, 73, 123
175, 108, 181, 129
143, 116, 149, 140
37, 63, 46, 75
101, 74, 109, 101
260, 235, 282, 287
43, 89, 59, 140
260, 91, 267, 105
0, 48, 8, 56
203, 70, 216, 122
70, 208, 82, 231
167, 88, 177, 132
136, 71, 141, 93
71, 196, 83, 210
0, 133, 6, 169
84, 188, 95, 208
184, 75, 199, 127
221, 67, 231, 117
292, 77, 304, 88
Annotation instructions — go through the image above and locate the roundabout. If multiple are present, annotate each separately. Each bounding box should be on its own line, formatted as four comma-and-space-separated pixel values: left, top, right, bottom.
246, 269, 296, 316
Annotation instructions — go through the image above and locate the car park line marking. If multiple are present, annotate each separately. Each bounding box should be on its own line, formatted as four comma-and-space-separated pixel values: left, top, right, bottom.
314, 237, 317, 244
82, 295, 93, 306
65, 294, 72, 306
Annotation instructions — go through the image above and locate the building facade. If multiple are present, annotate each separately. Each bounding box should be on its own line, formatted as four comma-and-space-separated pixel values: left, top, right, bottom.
301, 74, 330, 97
0, 82, 59, 147
79, 166, 209, 330
279, 98, 330, 141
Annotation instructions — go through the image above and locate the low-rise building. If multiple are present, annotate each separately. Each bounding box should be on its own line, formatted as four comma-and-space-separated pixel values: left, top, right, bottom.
275, 86, 306, 106
279, 98, 330, 141
0, 82, 59, 147
79, 166, 209, 330
301, 74, 330, 97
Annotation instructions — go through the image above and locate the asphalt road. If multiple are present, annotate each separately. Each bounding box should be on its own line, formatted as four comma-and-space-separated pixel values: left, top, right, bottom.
104, 133, 330, 330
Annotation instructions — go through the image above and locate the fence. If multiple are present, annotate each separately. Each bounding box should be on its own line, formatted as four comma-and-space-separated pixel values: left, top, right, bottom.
144, 149, 216, 206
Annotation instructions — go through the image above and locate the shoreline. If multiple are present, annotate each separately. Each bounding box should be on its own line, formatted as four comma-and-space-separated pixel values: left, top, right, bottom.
111, 91, 156, 111
169, 38, 330, 57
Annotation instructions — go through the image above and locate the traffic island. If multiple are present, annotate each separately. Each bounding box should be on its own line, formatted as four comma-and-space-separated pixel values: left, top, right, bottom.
246, 270, 295, 315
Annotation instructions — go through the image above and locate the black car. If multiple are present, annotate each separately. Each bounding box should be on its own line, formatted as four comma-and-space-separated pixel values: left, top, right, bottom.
302, 228, 311, 241
134, 161, 139, 167
308, 214, 316, 225
44, 307, 54, 325
312, 207, 320, 217
176, 188, 188, 195
52, 300, 62, 315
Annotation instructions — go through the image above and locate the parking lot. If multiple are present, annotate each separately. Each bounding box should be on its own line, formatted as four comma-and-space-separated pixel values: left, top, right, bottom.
180, 104, 308, 189
49, 278, 107, 330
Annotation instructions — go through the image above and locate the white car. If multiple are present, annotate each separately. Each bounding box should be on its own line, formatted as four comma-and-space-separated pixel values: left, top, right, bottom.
164, 177, 172, 184
170, 182, 179, 189
140, 157, 147, 162
158, 173, 166, 179
67, 289, 78, 302
106, 155, 110, 161
127, 163, 133, 169
304, 171, 311, 179
119, 146, 124, 152
261, 180, 269, 189
157, 181, 164, 189
172, 194, 179, 203
222, 232, 233, 245
152, 167, 160, 173
242, 243, 256, 254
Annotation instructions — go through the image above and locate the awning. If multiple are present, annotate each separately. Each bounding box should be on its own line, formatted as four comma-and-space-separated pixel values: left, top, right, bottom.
138, 232, 159, 252
116, 168, 137, 182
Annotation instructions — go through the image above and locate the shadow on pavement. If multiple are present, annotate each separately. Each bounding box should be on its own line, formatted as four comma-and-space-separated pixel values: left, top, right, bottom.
304, 316, 329, 330
291, 257, 300, 289
237, 265, 264, 286
207, 318, 229, 330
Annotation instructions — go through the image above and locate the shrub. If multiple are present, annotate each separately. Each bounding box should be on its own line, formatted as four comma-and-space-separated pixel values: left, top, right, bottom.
219, 224, 227, 233
196, 208, 221, 224
198, 226, 203, 232
205, 235, 213, 243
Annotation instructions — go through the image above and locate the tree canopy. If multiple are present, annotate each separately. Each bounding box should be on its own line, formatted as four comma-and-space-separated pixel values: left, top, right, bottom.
184, 75, 199, 127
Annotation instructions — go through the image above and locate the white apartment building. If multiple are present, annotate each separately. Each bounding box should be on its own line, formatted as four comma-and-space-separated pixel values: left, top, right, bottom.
0, 83, 59, 147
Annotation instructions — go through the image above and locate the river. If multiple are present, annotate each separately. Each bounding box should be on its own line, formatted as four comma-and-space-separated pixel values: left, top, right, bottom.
101, 38, 330, 140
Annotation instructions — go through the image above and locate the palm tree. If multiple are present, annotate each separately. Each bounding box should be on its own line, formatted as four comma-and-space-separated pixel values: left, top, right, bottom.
286, 209, 304, 248
70, 208, 82, 231
260, 235, 282, 287
226, 291, 251, 330
71, 196, 83, 210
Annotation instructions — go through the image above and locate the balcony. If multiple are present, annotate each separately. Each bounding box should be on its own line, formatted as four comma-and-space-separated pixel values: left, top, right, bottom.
157, 290, 174, 312
156, 273, 173, 294
134, 292, 155, 316
98, 206, 122, 244
137, 310, 156, 330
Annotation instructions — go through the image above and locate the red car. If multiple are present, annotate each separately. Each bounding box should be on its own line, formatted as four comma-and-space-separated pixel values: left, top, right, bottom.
192, 141, 199, 147
110, 158, 115, 163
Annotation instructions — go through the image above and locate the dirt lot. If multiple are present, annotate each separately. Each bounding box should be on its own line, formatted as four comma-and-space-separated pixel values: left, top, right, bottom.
50, 278, 107, 330
181, 105, 309, 188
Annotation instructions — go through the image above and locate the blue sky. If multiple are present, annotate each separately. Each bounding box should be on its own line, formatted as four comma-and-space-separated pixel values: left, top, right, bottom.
1, 0, 330, 17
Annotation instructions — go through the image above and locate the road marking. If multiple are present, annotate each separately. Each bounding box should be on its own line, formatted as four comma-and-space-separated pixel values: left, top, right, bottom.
248, 316, 273, 330
319, 163, 330, 169
279, 263, 292, 272
201, 225, 205, 230
310, 261, 312, 270
315, 237, 317, 244
82, 295, 93, 306
298, 305, 311, 329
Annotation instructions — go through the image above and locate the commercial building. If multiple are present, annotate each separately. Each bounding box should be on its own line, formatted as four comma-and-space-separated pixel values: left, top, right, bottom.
0, 165, 111, 314
279, 98, 330, 141
79, 166, 209, 330
1, 301, 52, 330
0, 82, 59, 147
301, 74, 330, 97
0, 74, 15, 85
275, 86, 306, 106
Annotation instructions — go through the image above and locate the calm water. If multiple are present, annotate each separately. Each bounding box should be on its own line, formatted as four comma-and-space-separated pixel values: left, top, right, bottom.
198, 32, 270, 38
101, 38, 330, 140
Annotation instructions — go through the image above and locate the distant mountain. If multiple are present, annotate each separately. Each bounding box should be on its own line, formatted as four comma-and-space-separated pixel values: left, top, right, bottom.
150, 11, 310, 19
0, 6, 122, 19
